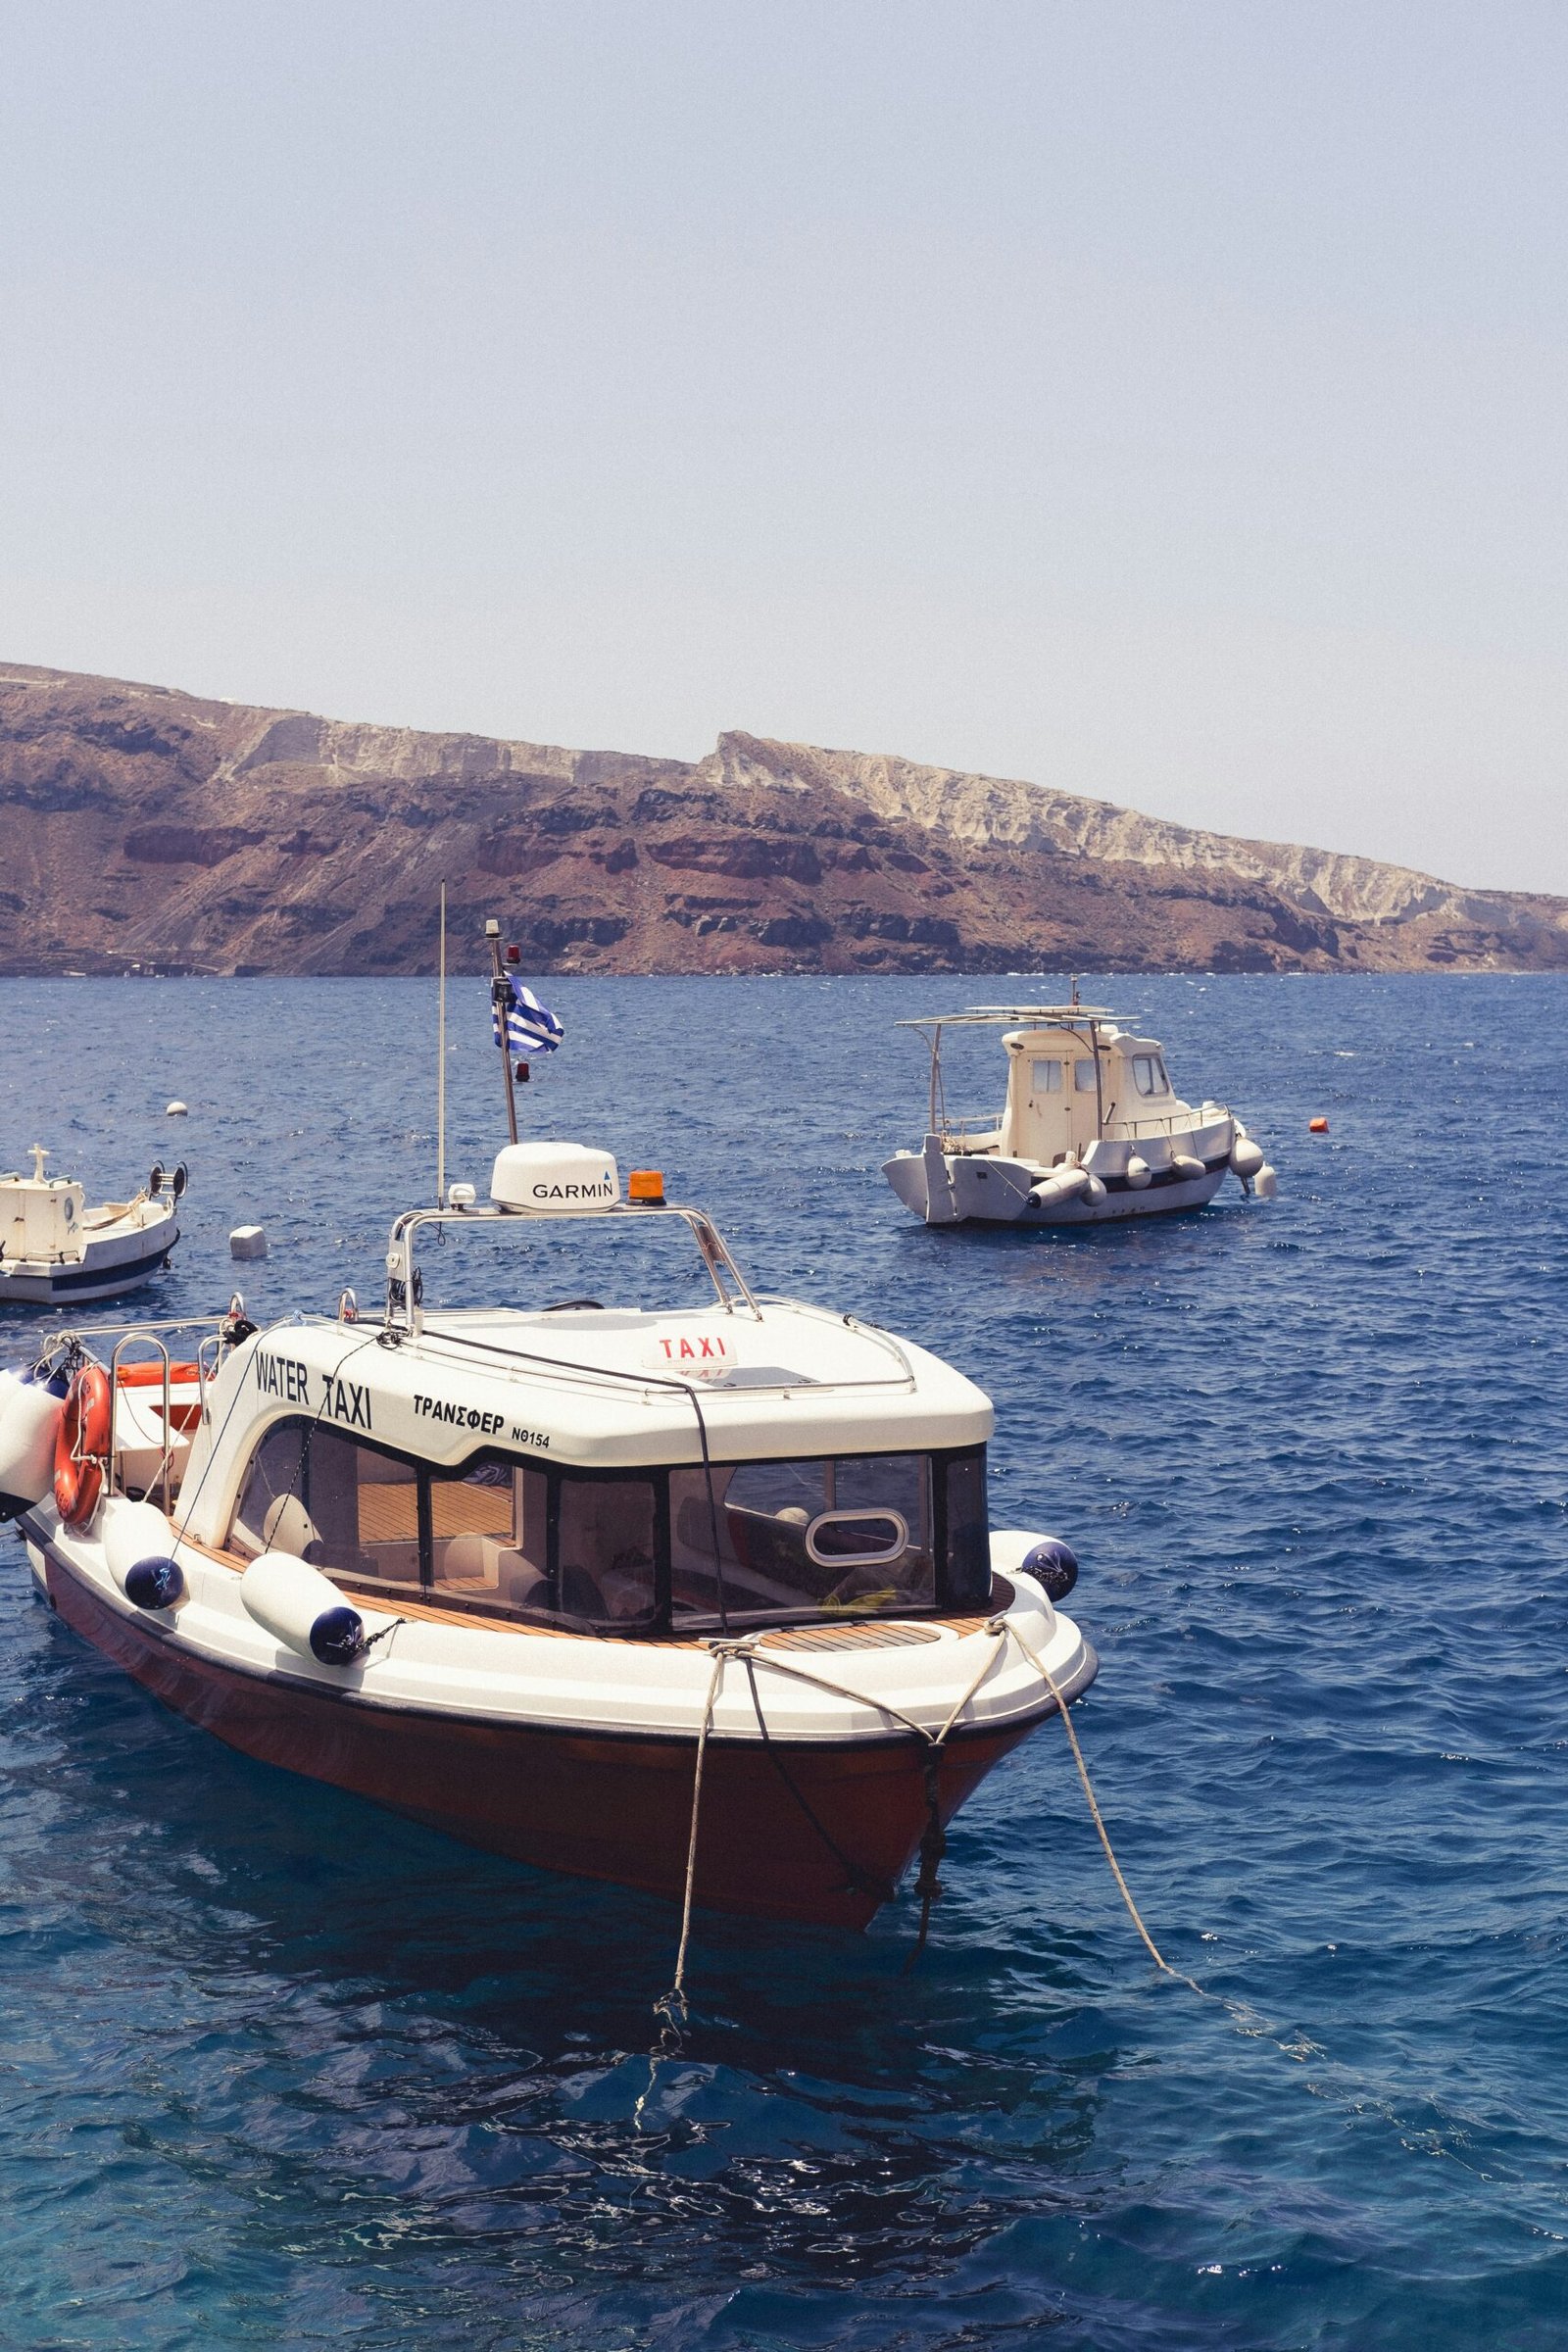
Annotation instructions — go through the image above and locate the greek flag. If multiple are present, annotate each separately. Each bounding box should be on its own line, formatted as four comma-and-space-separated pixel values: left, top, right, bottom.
493, 978, 564, 1058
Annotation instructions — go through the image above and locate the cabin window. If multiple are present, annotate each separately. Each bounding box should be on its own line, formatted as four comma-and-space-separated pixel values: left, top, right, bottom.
1131, 1054, 1169, 1098
230, 1420, 423, 1591
942, 1447, 992, 1608
428, 1453, 549, 1616
228, 1423, 988, 1635
557, 1472, 660, 1630
1074, 1059, 1097, 1093
1029, 1057, 1063, 1095
668, 1451, 942, 1630
230, 1421, 313, 1560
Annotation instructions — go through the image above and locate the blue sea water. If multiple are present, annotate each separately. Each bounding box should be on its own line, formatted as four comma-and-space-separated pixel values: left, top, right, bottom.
1, 970, 1565, 2351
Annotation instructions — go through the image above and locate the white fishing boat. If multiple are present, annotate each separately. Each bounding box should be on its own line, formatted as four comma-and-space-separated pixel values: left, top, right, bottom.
0, 1148, 186, 1306
0, 926, 1097, 1932
883, 1003, 1278, 1228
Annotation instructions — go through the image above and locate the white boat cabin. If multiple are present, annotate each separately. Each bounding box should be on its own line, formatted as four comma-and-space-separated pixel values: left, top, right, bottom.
169, 1144, 1001, 1641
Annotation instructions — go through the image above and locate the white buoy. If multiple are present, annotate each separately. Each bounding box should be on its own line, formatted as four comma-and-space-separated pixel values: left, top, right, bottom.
1230, 1138, 1265, 1180
166, 1101, 188, 1116
1125, 1154, 1152, 1191
229, 1224, 268, 1260
1254, 1163, 1280, 1200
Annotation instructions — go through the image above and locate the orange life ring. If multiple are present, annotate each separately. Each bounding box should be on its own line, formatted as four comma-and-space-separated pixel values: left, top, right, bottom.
54, 1365, 112, 1529
115, 1360, 199, 1388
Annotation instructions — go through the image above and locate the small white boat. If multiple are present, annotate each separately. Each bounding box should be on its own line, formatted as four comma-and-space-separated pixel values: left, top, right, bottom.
0, 1148, 185, 1306
0, 1141, 1097, 1930
883, 1003, 1278, 1228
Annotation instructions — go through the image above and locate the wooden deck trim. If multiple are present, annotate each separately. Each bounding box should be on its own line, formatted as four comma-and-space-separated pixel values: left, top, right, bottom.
174, 1534, 1010, 1649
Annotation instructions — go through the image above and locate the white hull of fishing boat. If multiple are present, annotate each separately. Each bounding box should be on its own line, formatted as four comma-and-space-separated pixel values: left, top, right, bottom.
0, 1149, 185, 1307
0, 1202, 181, 1305
886, 1122, 1236, 1227
884, 1004, 1279, 1229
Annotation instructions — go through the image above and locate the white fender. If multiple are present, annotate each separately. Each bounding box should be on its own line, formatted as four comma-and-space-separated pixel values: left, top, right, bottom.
103, 1498, 178, 1589
1027, 1165, 1091, 1210
240, 1551, 367, 1665
1125, 1155, 1152, 1191
1230, 1138, 1265, 1180
1170, 1152, 1206, 1181
0, 1373, 64, 1508
102, 1496, 185, 1606
1253, 1163, 1280, 1200
1082, 1174, 1107, 1205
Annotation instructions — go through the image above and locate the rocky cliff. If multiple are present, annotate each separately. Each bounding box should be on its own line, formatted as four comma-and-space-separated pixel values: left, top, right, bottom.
2, 661, 1564, 976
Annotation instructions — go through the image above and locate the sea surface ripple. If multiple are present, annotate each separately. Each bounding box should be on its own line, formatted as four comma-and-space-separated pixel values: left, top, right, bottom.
1, 972, 1564, 2350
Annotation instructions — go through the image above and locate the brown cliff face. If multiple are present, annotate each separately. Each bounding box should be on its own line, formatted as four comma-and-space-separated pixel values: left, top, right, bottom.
2, 661, 1564, 976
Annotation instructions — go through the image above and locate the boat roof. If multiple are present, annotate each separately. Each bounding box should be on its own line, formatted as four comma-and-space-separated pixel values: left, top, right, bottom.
175, 1295, 993, 1540
896, 1004, 1118, 1029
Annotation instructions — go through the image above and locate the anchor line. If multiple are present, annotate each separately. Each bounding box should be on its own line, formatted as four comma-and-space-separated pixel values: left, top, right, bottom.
637, 1613, 1174, 2121
646, 1621, 1023, 2066
995, 1618, 1171, 1976
738, 1653, 895, 1908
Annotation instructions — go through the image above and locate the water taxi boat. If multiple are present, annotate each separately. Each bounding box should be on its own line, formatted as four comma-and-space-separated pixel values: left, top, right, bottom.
1, 1143, 1097, 1929
0, 1147, 185, 1306
883, 1004, 1278, 1228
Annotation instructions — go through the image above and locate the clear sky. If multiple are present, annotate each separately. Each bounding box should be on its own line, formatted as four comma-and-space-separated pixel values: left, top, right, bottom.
2, 2, 1565, 892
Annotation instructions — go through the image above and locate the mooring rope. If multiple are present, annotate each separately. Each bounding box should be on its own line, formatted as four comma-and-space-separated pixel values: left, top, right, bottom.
636, 1607, 1179, 2128
653, 1639, 742, 2049
634, 1609, 1452, 2173
996, 1618, 1171, 1975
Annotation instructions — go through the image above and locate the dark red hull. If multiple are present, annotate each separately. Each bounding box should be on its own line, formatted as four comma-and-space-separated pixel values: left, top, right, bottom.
39, 1544, 1044, 1928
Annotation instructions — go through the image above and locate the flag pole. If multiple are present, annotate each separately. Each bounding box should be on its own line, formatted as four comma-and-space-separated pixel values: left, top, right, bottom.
485, 916, 519, 1145
436, 883, 447, 1205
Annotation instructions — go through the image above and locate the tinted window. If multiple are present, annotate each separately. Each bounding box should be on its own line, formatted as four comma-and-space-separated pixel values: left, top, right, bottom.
230, 1426, 988, 1635
942, 1449, 991, 1607
557, 1473, 659, 1630
232, 1421, 423, 1590
670, 1453, 936, 1629
230, 1421, 312, 1559
429, 1453, 549, 1615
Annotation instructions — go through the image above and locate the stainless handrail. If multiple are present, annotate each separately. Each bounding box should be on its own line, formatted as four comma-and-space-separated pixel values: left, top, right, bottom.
382, 1198, 765, 1341
107, 1332, 174, 1509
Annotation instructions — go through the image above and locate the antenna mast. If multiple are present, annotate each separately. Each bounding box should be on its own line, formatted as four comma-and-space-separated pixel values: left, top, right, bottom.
436, 883, 447, 1204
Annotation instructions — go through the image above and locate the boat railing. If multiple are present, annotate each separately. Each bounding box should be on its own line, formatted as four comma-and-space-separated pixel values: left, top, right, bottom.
753, 1296, 917, 1389
382, 1197, 764, 1343
1115, 1104, 1231, 1141
106, 1333, 186, 1511
936, 1113, 1003, 1151
17, 1310, 237, 1514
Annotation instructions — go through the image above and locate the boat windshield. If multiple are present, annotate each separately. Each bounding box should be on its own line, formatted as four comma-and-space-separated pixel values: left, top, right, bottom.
228, 1419, 991, 1634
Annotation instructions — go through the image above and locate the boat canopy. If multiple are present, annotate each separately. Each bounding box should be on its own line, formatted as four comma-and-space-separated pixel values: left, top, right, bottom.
896, 1004, 1117, 1032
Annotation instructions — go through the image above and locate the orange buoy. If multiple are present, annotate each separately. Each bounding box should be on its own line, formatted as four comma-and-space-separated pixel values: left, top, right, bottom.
1309, 1117, 1329, 1134
54, 1364, 112, 1529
